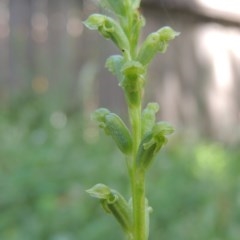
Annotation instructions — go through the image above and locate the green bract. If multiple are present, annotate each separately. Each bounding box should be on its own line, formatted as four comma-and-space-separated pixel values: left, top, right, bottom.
137, 26, 180, 65
121, 61, 145, 77
143, 121, 175, 153
136, 122, 174, 171
141, 103, 160, 138
105, 55, 124, 82
120, 61, 145, 107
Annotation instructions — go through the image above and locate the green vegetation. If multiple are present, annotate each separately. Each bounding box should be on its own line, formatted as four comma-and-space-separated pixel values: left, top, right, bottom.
1, 100, 240, 240
1, 0, 240, 239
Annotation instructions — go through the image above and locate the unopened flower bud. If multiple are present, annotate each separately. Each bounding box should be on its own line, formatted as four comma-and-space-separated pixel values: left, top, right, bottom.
86, 184, 133, 234
83, 14, 130, 52
92, 109, 133, 155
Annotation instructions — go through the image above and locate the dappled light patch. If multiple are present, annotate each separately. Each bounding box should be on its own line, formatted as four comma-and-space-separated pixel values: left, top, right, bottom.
50, 111, 67, 129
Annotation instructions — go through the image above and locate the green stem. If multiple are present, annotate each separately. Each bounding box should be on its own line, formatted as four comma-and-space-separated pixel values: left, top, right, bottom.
132, 170, 146, 240
125, 2, 147, 237
129, 106, 141, 154
128, 105, 147, 240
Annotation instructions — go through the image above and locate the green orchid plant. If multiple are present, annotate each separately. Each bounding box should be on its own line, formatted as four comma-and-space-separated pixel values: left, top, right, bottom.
84, 0, 179, 239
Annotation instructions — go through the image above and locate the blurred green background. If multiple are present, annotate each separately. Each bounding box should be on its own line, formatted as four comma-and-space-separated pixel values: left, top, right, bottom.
1, 0, 240, 239
1, 106, 240, 240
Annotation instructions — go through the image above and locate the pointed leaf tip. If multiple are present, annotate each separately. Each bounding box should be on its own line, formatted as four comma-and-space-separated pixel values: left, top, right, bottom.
86, 183, 111, 199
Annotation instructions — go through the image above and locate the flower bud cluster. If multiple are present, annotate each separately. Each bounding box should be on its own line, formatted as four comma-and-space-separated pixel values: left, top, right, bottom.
84, 1, 179, 238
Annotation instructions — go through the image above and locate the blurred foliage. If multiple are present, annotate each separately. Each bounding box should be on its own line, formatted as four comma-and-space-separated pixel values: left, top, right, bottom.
1, 96, 240, 240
